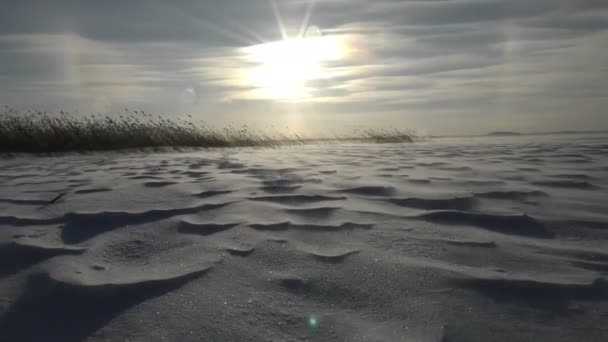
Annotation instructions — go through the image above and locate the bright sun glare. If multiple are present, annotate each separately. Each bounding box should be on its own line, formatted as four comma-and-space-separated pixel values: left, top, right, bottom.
240, 31, 349, 100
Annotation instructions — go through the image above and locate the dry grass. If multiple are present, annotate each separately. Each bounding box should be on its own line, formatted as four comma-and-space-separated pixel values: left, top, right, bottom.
0, 107, 415, 153
355, 128, 415, 143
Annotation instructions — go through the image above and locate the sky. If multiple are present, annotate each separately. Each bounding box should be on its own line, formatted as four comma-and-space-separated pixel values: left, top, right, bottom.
1, 0, 607, 136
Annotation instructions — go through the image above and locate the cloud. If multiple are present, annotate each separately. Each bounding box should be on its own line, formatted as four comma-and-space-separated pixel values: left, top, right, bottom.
0, 0, 607, 134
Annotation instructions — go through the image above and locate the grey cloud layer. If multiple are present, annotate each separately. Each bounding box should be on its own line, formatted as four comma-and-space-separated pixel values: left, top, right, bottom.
0, 0, 607, 134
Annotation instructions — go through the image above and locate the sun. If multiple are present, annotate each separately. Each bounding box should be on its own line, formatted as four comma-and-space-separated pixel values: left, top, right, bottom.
225, 1, 354, 102
240, 33, 349, 100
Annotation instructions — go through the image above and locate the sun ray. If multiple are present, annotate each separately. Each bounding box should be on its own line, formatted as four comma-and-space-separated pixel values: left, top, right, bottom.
270, 0, 288, 39
298, 0, 316, 38
230, 20, 269, 45
160, 3, 258, 46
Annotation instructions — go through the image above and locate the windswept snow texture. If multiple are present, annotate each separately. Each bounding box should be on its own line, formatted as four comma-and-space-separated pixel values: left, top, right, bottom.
1, 133, 608, 342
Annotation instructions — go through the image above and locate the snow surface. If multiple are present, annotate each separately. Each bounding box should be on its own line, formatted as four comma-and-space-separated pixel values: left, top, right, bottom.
1, 133, 607, 341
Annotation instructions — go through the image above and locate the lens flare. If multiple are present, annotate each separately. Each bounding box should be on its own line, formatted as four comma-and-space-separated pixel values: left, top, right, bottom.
308, 315, 319, 329
179, 87, 197, 105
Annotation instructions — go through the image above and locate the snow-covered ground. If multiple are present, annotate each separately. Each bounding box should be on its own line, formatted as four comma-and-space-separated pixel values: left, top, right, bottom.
1, 133, 607, 341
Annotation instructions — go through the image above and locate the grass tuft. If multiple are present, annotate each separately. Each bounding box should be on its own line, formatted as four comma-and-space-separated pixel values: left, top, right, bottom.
0, 107, 416, 153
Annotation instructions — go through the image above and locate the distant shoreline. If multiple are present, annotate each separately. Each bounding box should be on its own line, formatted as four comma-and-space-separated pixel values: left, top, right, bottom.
432, 130, 608, 139
486, 131, 522, 136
